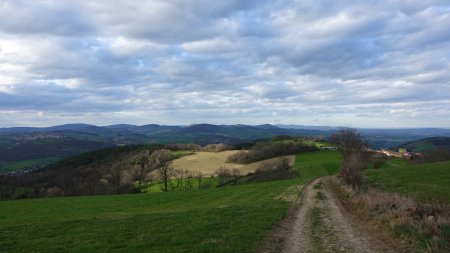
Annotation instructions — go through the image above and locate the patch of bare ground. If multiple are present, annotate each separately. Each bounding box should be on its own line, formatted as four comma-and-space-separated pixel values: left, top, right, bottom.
258, 178, 320, 253
259, 177, 407, 253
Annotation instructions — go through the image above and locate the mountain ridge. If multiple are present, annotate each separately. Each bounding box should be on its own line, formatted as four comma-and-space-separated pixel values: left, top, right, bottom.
1, 123, 450, 173
392, 136, 450, 152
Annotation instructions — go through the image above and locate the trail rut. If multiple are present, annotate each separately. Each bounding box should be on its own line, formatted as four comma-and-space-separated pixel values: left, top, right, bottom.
260, 177, 404, 253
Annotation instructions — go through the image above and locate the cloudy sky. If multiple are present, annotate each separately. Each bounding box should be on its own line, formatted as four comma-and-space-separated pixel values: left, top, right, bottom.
0, 0, 449, 128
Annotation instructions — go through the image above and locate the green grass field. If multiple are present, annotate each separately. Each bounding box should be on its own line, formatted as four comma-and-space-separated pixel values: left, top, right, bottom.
0, 158, 59, 173
365, 160, 450, 202
295, 150, 341, 178
364, 159, 450, 252
0, 150, 340, 253
146, 177, 218, 192
172, 150, 194, 158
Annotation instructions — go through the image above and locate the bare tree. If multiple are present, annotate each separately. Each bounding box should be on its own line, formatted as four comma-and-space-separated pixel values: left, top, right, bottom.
215, 167, 231, 185
332, 128, 367, 189
231, 168, 241, 185
105, 163, 125, 193
174, 168, 189, 191
131, 156, 150, 191
151, 149, 175, 192
332, 128, 366, 158
195, 171, 203, 189
341, 153, 366, 190
253, 158, 293, 182
226, 142, 317, 164
185, 171, 193, 190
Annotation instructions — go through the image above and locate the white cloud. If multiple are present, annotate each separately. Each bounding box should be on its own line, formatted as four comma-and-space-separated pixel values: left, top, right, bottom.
0, 0, 449, 127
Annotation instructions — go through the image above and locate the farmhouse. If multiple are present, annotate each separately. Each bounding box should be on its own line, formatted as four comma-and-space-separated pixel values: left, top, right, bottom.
402, 152, 413, 159
381, 149, 403, 158
367, 151, 387, 158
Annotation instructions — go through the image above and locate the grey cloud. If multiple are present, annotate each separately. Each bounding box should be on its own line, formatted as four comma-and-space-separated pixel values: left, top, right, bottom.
0, 0, 449, 127
0, 0, 93, 36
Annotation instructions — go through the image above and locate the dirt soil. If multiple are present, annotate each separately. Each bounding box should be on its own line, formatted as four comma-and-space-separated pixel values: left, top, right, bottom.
259, 177, 407, 253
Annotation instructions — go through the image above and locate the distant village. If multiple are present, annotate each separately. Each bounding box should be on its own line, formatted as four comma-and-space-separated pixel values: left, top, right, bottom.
369, 148, 422, 160
320, 146, 422, 160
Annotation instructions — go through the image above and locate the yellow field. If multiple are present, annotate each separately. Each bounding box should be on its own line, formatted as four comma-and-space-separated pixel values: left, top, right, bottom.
171, 150, 295, 176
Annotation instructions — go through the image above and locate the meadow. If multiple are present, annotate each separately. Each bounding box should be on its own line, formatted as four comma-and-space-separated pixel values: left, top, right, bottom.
365, 160, 450, 202
0, 150, 340, 253
171, 150, 295, 176
358, 159, 450, 252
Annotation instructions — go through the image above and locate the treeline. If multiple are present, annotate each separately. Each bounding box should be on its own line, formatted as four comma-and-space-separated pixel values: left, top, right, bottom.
0, 142, 234, 200
165, 143, 234, 152
0, 146, 156, 199
215, 157, 297, 187
226, 141, 318, 164
248, 157, 298, 182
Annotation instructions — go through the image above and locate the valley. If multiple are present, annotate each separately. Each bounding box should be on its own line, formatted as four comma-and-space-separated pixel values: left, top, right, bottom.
1, 123, 449, 173
0, 150, 340, 252
0, 132, 448, 252
2, 1, 449, 252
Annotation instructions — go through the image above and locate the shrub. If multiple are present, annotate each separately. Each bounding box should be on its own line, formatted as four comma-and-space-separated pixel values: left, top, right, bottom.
340, 153, 366, 190
249, 158, 298, 182
226, 142, 318, 164
215, 167, 232, 185
202, 143, 234, 152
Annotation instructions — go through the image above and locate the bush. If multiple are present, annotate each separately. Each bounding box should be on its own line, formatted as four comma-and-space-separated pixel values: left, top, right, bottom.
202, 144, 234, 152
340, 153, 366, 190
226, 142, 318, 164
215, 167, 232, 185
249, 158, 298, 182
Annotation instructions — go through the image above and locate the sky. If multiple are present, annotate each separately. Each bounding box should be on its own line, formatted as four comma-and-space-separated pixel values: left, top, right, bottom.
0, 0, 449, 128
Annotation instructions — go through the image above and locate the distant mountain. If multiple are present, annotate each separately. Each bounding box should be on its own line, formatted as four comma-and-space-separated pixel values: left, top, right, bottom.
145, 124, 312, 145
277, 124, 340, 131
392, 137, 450, 152
0, 124, 307, 173
255, 124, 281, 130
357, 128, 450, 137
0, 124, 97, 134
1, 123, 450, 173
47, 123, 96, 131
104, 124, 139, 130
357, 128, 450, 149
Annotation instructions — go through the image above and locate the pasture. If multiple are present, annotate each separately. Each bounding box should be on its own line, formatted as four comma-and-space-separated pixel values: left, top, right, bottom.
365, 160, 450, 203
0, 150, 340, 253
171, 150, 295, 176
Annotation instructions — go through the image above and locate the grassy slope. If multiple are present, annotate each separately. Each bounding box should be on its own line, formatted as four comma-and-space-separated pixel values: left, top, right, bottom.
362, 159, 450, 252
365, 160, 450, 202
0, 158, 59, 173
0, 150, 340, 253
295, 150, 341, 179
393, 137, 450, 152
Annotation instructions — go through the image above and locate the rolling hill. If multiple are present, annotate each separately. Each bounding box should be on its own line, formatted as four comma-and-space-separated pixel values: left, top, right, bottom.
392, 136, 450, 152
0, 150, 341, 252
1, 123, 450, 173
0, 124, 324, 173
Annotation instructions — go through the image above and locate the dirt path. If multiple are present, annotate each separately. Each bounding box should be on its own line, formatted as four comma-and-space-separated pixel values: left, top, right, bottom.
260, 177, 401, 253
